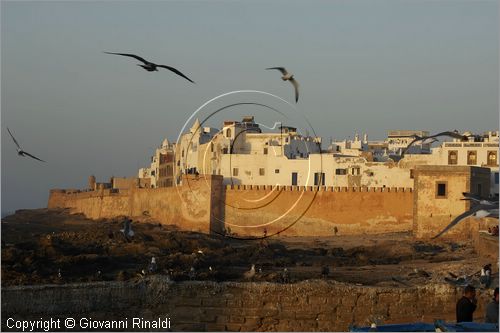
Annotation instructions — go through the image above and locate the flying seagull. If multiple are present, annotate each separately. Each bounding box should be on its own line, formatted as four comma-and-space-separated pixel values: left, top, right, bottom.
401, 131, 469, 157
432, 195, 499, 239
104, 52, 195, 83
461, 192, 498, 205
7, 127, 46, 162
266, 67, 299, 102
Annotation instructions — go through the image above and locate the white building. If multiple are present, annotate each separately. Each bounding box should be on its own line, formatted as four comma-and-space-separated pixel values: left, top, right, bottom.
143, 116, 498, 195
331, 130, 432, 160
181, 117, 411, 188
138, 138, 176, 188
175, 118, 218, 182
401, 131, 499, 195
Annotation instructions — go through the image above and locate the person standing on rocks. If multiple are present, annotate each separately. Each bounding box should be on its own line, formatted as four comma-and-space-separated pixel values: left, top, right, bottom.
456, 285, 477, 322
485, 287, 499, 324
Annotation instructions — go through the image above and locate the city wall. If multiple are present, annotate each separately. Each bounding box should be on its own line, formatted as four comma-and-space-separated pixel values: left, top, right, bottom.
1, 278, 491, 332
48, 176, 413, 237
223, 185, 413, 237
48, 175, 222, 234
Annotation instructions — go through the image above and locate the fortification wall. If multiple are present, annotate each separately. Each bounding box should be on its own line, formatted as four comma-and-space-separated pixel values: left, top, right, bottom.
413, 166, 491, 240
48, 175, 223, 233
1, 278, 491, 332
49, 182, 413, 237
222, 186, 413, 237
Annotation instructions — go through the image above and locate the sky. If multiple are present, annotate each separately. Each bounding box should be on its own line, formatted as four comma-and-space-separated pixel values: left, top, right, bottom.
1, 0, 498, 214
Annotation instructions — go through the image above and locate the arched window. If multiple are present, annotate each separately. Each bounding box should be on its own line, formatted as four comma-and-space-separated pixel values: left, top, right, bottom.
226, 128, 232, 138
467, 151, 477, 165
488, 151, 498, 166
448, 150, 458, 165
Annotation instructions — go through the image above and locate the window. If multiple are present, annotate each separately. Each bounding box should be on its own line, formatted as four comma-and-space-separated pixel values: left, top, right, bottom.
436, 182, 447, 198
467, 151, 477, 165
314, 172, 325, 186
211, 143, 214, 152
182, 150, 185, 157
291, 172, 298, 186
351, 167, 360, 175
275, 169, 280, 174
448, 151, 458, 165
495, 172, 499, 185
410, 169, 414, 179
263, 148, 268, 155
335, 168, 347, 175
233, 168, 239, 176
226, 128, 232, 138
259, 168, 265, 176
487, 151, 498, 166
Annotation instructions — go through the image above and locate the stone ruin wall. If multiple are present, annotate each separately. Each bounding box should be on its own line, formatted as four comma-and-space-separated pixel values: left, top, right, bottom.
1, 278, 491, 332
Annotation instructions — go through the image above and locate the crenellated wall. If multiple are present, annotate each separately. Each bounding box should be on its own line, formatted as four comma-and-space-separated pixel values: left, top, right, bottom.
222, 185, 413, 237
48, 177, 413, 237
48, 175, 223, 234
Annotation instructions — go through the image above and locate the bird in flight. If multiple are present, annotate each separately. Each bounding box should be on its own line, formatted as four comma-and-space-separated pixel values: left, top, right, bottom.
7, 127, 46, 162
104, 52, 195, 83
432, 193, 498, 239
401, 131, 469, 157
266, 67, 299, 102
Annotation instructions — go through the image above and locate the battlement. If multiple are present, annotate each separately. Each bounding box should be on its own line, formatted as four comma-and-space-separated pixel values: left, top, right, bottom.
225, 184, 412, 192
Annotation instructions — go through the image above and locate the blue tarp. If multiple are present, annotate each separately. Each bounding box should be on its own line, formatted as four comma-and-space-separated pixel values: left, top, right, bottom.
350, 322, 436, 332
435, 320, 499, 332
350, 321, 499, 332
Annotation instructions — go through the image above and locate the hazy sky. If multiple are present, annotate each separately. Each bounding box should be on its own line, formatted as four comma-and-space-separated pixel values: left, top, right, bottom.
1, 0, 498, 214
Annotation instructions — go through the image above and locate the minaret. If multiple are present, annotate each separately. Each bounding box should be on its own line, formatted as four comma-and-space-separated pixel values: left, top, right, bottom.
88, 175, 96, 191
190, 118, 201, 134
162, 138, 170, 148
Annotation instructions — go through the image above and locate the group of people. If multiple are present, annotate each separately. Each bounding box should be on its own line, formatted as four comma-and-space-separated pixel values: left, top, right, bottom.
456, 285, 498, 324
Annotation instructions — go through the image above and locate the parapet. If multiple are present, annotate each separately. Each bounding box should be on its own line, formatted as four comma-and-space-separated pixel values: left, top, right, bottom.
225, 185, 412, 193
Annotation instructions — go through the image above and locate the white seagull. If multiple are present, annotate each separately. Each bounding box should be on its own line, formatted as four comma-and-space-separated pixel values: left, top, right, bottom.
432, 193, 498, 239
7, 127, 46, 162
266, 67, 299, 102
243, 264, 256, 280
